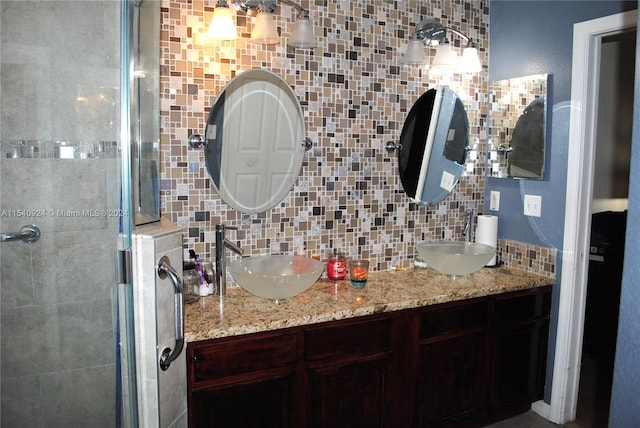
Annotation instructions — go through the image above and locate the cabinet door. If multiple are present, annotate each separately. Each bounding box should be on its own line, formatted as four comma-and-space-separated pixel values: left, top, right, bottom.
307, 355, 391, 428
416, 333, 487, 427
490, 319, 549, 415
490, 288, 551, 416
190, 373, 295, 428
188, 332, 299, 428
190, 332, 298, 383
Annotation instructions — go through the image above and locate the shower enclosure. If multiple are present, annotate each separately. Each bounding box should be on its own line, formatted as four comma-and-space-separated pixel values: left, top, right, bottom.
0, 0, 157, 426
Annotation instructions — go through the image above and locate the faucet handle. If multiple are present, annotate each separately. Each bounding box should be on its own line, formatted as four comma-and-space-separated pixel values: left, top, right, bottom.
215, 224, 238, 233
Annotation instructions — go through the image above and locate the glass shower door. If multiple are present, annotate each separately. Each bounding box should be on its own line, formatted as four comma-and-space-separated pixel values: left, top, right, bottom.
1, 1, 138, 426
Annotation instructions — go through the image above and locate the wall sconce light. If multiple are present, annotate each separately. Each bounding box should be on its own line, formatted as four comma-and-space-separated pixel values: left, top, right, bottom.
403, 35, 428, 65
208, 0, 239, 40
432, 39, 457, 71
288, 9, 316, 48
402, 18, 482, 73
233, 0, 317, 48
251, 11, 280, 44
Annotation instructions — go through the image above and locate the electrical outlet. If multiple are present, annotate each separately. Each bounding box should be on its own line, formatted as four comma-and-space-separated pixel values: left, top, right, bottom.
524, 194, 542, 217
490, 191, 500, 211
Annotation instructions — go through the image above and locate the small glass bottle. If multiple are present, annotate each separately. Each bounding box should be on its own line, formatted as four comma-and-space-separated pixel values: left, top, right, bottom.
182, 268, 199, 297
326, 251, 347, 281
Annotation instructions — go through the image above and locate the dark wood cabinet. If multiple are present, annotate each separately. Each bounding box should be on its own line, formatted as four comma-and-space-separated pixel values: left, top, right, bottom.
305, 317, 393, 428
307, 355, 391, 428
489, 288, 551, 418
414, 299, 489, 426
416, 333, 488, 426
187, 315, 395, 428
190, 373, 295, 428
412, 288, 552, 427
188, 331, 299, 428
187, 286, 552, 428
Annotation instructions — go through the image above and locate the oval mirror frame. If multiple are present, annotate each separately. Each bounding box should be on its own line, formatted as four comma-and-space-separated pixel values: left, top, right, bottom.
398, 86, 469, 206
204, 69, 306, 214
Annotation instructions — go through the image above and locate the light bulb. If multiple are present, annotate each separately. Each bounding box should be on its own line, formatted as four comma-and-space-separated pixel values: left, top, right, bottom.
208, 5, 238, 40
460, 46, 482, 73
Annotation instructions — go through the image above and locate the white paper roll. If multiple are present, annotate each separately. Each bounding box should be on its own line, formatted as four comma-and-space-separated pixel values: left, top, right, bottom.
476, 215, 498, 266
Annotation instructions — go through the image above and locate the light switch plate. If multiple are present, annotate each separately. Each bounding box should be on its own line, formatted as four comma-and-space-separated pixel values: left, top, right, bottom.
490, 191, 500, 211
524, 194, 542, 217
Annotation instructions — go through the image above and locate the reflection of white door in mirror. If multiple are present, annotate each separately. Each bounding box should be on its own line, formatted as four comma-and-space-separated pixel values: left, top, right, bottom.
204, 69, 306, 214
398, 86, 469, 206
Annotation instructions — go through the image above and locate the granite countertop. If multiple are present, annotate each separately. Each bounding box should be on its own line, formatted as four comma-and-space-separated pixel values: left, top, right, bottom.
184, 266, 553, 343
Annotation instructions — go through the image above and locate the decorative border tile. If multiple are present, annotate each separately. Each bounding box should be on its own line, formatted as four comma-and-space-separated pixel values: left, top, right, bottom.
498, 239, 557, 279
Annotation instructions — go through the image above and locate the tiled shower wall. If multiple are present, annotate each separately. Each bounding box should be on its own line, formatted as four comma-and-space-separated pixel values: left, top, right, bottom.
1, 2, 121, 426
159, 0, 555, 276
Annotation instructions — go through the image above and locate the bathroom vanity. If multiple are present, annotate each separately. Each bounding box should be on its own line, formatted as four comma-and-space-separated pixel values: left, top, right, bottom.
185, 268, 552, 428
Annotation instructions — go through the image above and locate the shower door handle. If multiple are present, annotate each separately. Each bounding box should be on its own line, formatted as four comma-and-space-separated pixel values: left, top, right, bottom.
156, 256, 184, 371
0, 224, 41, 243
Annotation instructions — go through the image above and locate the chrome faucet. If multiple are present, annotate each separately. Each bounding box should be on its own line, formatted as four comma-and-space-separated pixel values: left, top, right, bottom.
462, 210, 474, 243
215, 224, 244, 297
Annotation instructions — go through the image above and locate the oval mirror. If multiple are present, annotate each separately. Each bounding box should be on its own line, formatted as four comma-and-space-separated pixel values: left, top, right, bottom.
398, 86, 469, 206
508, 97, 545, 178
204, 69, 306, 214
487, 73, 548, 179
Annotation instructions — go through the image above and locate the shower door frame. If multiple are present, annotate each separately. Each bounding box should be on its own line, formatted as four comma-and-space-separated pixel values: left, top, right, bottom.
119, 0, 140, 425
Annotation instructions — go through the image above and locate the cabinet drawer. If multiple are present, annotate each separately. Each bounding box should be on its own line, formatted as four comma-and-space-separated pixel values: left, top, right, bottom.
192, 332, 298, 382
304, 317, 392, 361
494, 288, 552, 323
419, 300, 487, 339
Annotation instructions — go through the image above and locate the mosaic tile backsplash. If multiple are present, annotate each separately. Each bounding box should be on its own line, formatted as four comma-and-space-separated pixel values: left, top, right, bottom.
497, 240, 556, 278
159, 0, 556, 278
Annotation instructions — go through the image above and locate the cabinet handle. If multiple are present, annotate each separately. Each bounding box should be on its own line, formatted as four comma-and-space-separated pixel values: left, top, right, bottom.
157, 256, 184, 371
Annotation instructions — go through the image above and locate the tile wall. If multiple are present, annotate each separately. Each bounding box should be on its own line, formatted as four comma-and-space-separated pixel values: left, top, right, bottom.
159, 0, 556, 278
498, 239, 556, 277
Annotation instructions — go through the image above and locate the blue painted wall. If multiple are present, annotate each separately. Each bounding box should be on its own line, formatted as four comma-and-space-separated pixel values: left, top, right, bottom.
488, 0, 637, 408
609, 10, 640, 427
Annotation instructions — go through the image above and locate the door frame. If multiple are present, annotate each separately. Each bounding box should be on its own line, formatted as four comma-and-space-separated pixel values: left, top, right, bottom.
531, 9, 637, 424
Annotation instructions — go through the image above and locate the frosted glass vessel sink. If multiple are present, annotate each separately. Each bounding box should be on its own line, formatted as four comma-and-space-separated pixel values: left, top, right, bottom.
416, 241, 495, 278
228, 255, 324, 302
